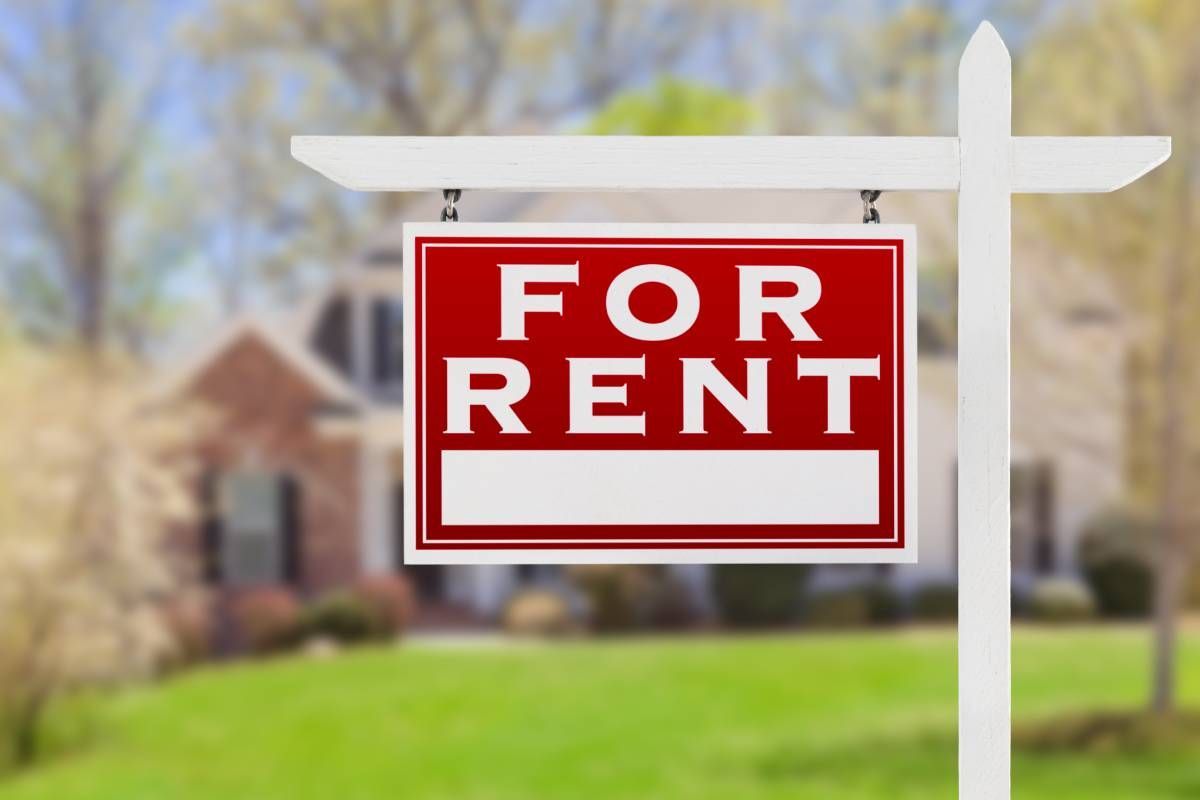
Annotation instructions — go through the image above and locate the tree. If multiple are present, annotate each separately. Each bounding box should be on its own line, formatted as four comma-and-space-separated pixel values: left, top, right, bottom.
185, 0, 761, 296
0, 0, 187, 349
587, 77, 757, 136
1015, 0, 1200, 715
0, 326, 202, 766
188, 67, 352, 316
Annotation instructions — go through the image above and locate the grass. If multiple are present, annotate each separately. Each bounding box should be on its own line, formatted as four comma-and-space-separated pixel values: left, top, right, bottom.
2, 626, 1199, 799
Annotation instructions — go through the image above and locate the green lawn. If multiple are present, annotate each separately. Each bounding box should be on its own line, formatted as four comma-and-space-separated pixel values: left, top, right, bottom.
3, 627, 1199, 799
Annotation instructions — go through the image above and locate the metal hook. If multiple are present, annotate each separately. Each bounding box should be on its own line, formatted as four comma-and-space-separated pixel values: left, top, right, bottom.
440, 189, 461, 222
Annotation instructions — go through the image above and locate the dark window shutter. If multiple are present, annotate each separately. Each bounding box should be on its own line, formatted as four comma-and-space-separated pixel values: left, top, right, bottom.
393, 483, 405, 570
1033, 462, 1056, 574
201, 471, 222, 584
372, 300, 390, 383
280, 475, 302, 585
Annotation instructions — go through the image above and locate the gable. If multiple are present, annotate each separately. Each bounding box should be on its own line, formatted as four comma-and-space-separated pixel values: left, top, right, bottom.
170, 319, 361, 412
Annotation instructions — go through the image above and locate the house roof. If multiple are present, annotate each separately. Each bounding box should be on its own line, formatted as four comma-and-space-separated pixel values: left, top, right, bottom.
161, 314, 363, 408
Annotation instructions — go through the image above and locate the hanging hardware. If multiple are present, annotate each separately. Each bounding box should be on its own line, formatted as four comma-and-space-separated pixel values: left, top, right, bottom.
860, 189, 881, 224
440, 189, 461, 222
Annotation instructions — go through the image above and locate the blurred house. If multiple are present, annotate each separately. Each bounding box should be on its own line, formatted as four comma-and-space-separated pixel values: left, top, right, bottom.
169, 191, 1126, 625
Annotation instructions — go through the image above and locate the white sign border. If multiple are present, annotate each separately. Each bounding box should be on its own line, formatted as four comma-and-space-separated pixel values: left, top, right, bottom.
403, 222, 917, 565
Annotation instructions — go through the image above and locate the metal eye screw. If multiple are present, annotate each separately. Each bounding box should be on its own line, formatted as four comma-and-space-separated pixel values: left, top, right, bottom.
861, 189, 881, 224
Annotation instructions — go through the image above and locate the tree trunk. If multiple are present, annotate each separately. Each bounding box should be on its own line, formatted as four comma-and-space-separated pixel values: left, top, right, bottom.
76, 183, 108, 346
68, 1, 109, 349
11, 693, 45, 766
1150, 166, 1191, 716
1151, 509, 1183, 714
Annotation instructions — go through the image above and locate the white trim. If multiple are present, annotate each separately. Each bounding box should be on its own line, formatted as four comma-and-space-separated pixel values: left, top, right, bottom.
161, 316, 362, 407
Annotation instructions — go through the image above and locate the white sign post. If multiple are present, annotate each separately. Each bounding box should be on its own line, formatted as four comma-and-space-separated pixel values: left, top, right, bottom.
293, 22, 1169, 800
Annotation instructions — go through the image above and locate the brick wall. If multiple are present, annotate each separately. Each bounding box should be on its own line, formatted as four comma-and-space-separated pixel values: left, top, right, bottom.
180, 332, 362, 596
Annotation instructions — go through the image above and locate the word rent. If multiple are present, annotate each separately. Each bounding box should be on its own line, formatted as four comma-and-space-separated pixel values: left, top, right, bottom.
446, 262, 879, 436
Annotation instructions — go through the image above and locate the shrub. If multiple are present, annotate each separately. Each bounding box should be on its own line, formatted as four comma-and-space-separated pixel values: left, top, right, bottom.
864, 581, 906, 625
1078, 508, 1154, 618
644, 574, 699, 630
1015, 710, 1200, 754
1027, 578, 1097, 623
353, 574, 415, 637
299, 592, 381, 644
502, 588, 575, 637
565, 566, 699, 632
805, 588, 872, 628
230, 588, 302, 654
568, 565, 653, 632
710, 565, 810, 627
912, 583, 958, 621
159, 592, 214, 668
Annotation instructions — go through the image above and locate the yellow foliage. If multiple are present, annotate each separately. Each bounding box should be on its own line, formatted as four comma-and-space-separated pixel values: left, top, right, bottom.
0, 332, 207, 763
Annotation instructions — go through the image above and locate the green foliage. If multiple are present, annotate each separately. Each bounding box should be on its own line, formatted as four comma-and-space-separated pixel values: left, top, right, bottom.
298, 592, 383, 645
1027, 578, 1097, 624
6, 630, 1200, 797
804, 589, 873, 628
911, 583, 957, 622
710, 565, 810, 627
863, 581, 906, 625
804, 582, 906, 628
1078, 509, 1154, 619
1015, 710, 1200, 755
587, 78, 756, 135
567, 565, 695, 633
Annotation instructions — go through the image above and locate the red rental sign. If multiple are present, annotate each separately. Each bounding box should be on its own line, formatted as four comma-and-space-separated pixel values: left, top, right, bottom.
403, 224, 916, 564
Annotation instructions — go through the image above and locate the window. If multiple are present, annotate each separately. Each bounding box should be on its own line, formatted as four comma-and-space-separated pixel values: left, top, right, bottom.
951, 459, 1056, 576
216, 471, 294, 586
372, 299, 404, 387
1012, 461, 1056, 575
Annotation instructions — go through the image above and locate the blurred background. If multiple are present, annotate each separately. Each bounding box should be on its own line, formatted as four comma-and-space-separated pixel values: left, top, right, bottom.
0, 1, 1197, 798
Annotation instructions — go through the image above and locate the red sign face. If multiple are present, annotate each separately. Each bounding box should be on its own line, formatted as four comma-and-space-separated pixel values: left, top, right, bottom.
404, 224, 916, 564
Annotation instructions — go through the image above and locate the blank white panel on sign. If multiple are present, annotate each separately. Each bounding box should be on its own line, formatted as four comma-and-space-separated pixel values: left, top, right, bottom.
441, 449, 879, 527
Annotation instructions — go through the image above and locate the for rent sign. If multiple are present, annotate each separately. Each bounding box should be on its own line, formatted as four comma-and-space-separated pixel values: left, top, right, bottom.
403, 224, 916, 564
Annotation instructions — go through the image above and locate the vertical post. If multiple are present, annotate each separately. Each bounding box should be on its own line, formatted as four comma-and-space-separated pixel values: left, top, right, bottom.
957, 22, 1012, 800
